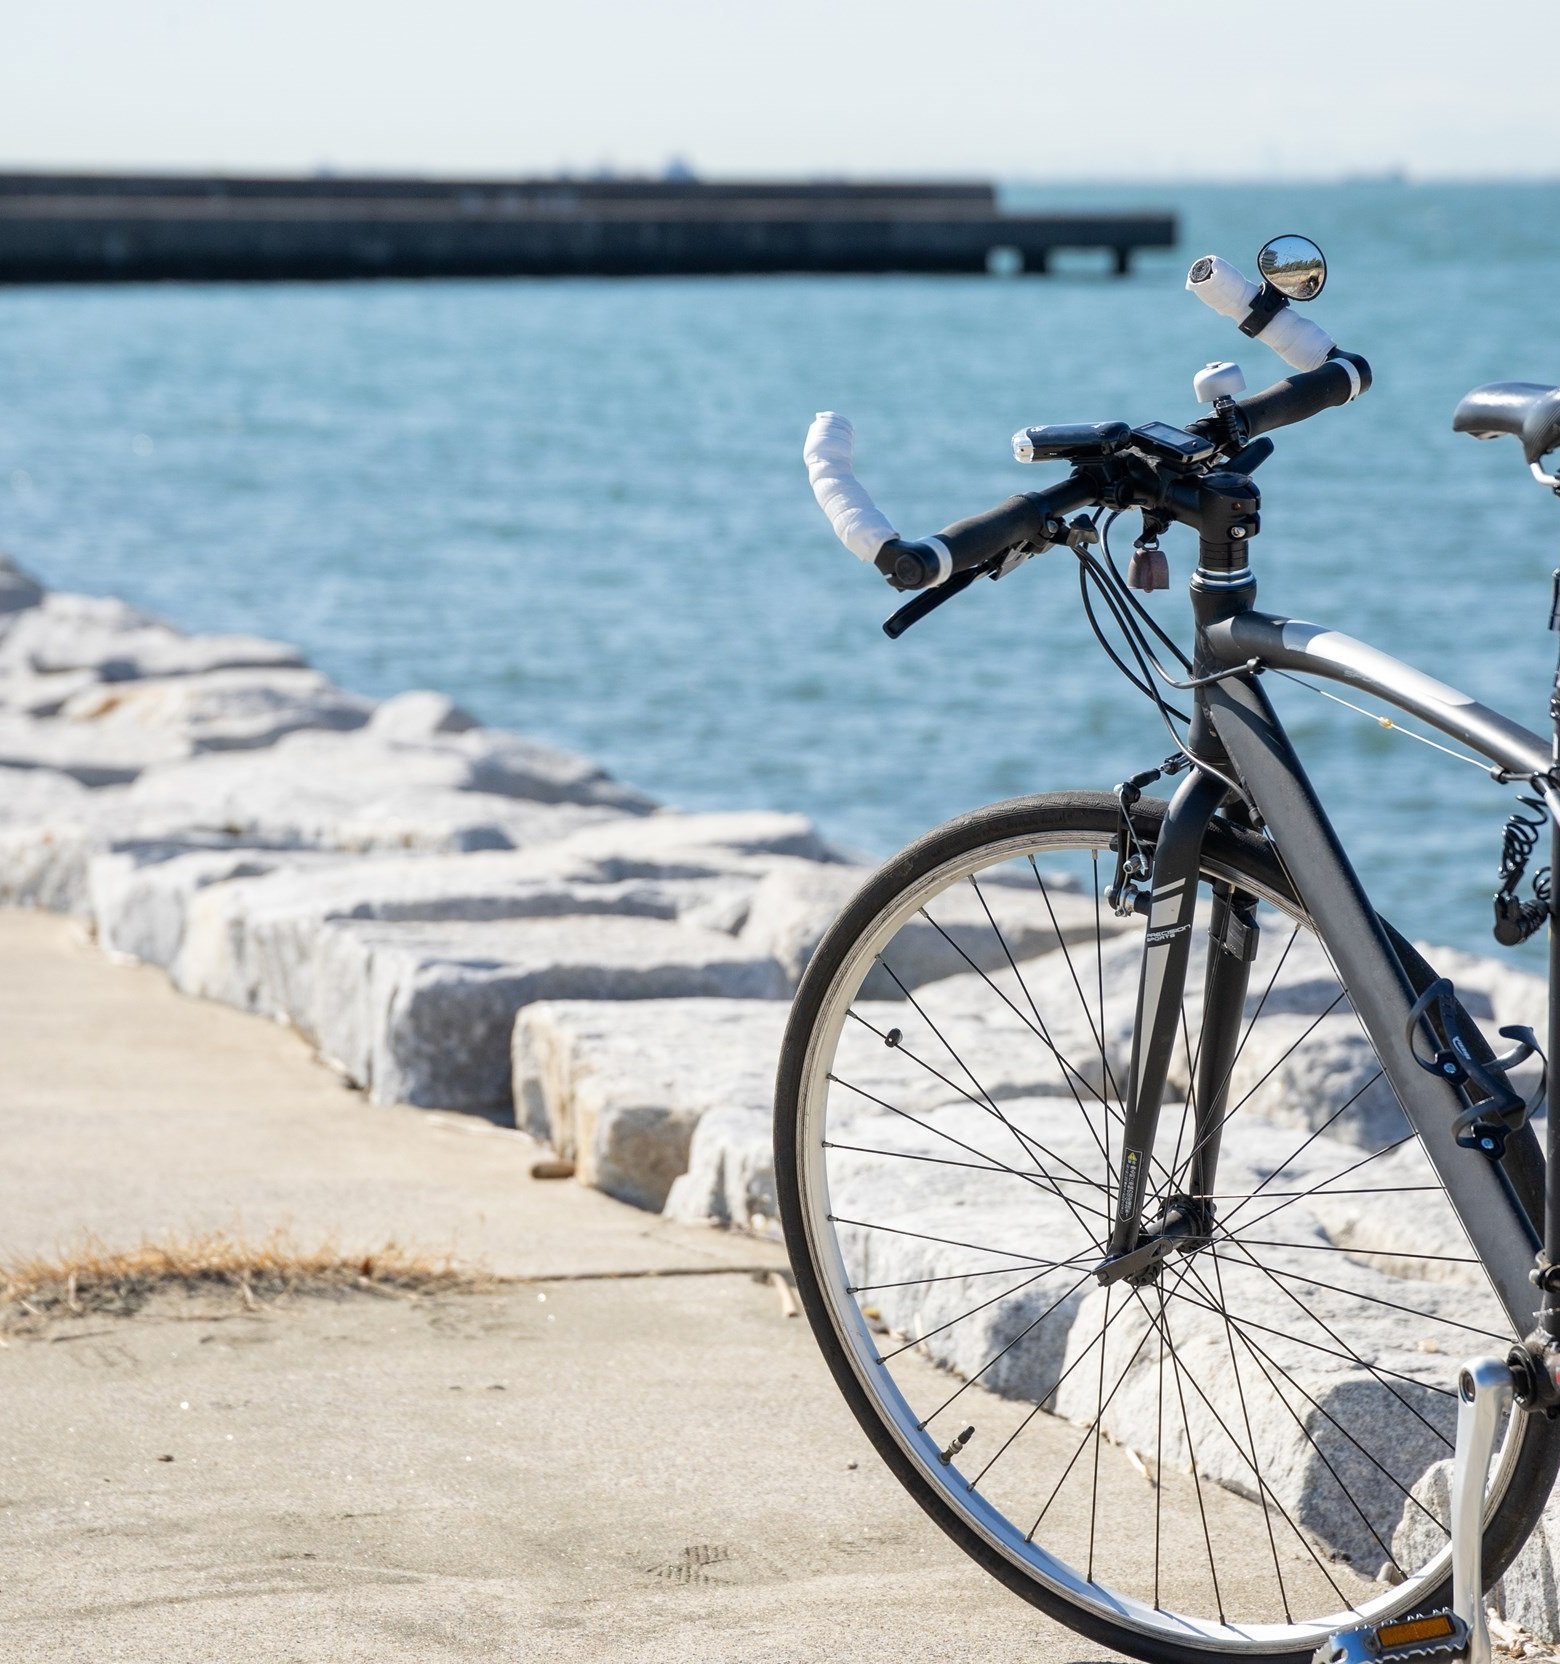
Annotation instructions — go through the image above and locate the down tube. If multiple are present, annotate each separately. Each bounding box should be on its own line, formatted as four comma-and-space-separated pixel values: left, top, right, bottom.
1205, 672, 1540, 1332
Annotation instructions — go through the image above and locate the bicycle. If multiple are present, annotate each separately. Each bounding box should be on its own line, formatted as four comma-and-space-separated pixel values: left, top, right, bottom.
775, 234, 1560, 1664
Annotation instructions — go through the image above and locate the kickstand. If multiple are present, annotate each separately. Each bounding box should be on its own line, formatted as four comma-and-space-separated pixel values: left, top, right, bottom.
1315, 1355, 1514, 1664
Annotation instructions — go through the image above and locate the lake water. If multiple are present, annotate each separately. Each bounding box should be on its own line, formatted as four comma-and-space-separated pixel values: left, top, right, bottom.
2, 180, 1558, 961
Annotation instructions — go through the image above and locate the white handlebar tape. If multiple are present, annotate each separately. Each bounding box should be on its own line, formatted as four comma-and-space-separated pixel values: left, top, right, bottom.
803, 410, 898, 564
1186, 255, 1336, 375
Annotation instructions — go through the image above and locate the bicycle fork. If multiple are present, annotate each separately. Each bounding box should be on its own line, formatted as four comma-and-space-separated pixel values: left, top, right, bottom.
1095, 767, 1247, 1284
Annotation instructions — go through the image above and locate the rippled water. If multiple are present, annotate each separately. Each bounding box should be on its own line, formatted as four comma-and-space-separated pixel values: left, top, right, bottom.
1, 181, 1558, 958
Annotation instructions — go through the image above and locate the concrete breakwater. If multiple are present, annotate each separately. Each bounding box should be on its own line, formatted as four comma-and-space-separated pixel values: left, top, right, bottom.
4, 551, 1560, 1636
0, 171, 1176, 280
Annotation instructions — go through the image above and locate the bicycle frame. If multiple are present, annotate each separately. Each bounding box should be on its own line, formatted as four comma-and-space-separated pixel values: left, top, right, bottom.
1114, 577, 1555, 1345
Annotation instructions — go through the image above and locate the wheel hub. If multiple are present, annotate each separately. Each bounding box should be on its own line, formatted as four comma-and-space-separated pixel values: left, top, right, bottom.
1091, 1194, 1215, 1287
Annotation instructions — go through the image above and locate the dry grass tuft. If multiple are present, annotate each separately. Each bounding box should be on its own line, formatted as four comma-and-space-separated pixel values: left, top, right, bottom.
1, 1230, 485, 1331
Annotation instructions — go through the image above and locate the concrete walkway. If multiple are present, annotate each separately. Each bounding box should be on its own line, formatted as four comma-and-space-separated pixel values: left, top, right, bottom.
0, 910, 1129, 1662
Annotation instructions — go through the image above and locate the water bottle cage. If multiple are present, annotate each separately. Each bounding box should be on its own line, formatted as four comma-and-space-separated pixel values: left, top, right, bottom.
1405, 977, 1546, 1160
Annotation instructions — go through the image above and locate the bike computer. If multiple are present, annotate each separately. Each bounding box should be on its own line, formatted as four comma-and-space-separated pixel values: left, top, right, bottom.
1130, 421, 1219, 464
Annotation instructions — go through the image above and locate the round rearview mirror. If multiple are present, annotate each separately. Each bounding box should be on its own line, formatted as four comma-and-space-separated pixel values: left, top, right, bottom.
1257, 234, 1327, 300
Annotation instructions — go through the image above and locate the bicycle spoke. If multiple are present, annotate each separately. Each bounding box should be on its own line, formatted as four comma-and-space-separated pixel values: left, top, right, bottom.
1087, 1285, 1112, 1580
1207, 1251, 1292, 1622
966, 872, 1117, 1189
1207, 1250, 1510, 1345
879, 1264, 1063, 1363
1154, 1282, 1166, 1609
827, 1214, 1099, 1266
1230, 1239, 1480, 1266
1029, 855, 1126, 1107
1133, 1282, 1357, 1617
1187, 1257, 1415, 1576
1152, 1274, 1225, 1623
1167, 1273, 1450, 1539
826, 1071, 1109, 1215
1091, 850, 1112, 1180
852, 1258, 1094, 1295
1207, 1235, 1460, 1442
1221, 1132, 1414, 1238
823, 1136, 1112, 1217
922, 1271, 1101, 1427
845, 1002, 1101, 1203
1205, 1186, 1442, 1201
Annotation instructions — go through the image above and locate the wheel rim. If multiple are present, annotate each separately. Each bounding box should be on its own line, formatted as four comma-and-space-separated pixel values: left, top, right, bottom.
792, 825, 1530, 1655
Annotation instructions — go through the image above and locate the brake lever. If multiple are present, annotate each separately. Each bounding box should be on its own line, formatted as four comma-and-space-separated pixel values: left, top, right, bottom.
882, 565, 984, 638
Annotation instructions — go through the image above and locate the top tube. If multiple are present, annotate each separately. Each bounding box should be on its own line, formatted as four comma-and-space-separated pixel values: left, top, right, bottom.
1204, 611, 1549, 780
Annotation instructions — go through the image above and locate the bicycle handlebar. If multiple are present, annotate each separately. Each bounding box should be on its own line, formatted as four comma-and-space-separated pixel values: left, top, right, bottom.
1186, 254, 1337, 373
876, 476, 1099, 590
804, 246, 1373, 597
1228, 351, 1371, 440
803, 411, 900, 564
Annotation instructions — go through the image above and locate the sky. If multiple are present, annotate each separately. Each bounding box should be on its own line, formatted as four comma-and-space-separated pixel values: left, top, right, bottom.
0, 1, 1554, 183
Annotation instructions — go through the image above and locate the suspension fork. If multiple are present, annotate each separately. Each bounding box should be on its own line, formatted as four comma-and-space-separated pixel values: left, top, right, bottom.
1105, 767, 1226, 1260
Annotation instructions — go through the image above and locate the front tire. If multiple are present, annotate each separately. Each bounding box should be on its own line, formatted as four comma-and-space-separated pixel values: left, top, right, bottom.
775, 792, 1558, 1664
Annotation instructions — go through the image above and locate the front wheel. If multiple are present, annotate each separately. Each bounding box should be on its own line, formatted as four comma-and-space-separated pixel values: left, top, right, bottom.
775, 791, 1558, 1664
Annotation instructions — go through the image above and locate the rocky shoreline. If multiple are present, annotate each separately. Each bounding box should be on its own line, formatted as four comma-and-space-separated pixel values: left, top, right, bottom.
5, 551, 1560, 1639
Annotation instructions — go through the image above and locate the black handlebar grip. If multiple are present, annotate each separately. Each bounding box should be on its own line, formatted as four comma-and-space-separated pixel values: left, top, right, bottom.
876, 478, 1099, 592
1234, 351, 1372, 440
938, 494, 1056, 569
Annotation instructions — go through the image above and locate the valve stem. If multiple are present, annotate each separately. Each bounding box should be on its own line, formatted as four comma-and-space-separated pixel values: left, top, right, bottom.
938, 1426, 975, 1465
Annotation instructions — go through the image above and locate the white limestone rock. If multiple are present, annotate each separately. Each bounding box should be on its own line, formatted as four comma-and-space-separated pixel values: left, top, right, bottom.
520, 994, 963, 1215
0, 712, 175, 785
121, 729, 643, 851
541, 808, 843, 874
308, 915, 790, 1112
0, 591, 304, 680
0, 762, 93, 827
0, 796, 614, 915
663, 1104, 778, 1228
0, 791, 140, 912
173, 851, 747, 1024
0, 666, 103, 718
516, 999, 792, 1210
448, 729, 654, 812
90, 846, 344, 968
367, 689, 478, 739
738, 860, 1114, 991
58, 668, 374, 753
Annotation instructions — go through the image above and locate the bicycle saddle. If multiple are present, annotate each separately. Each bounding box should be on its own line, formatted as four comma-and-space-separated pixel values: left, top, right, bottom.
1453, 379, 1560, 465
